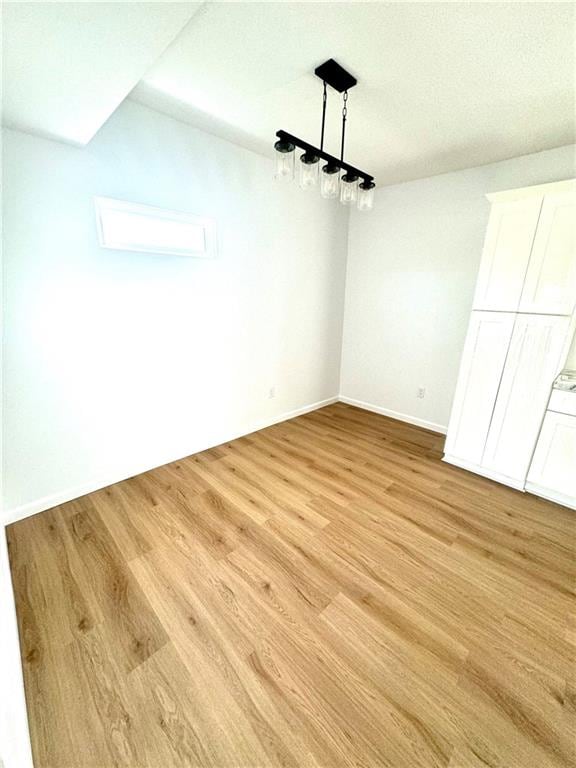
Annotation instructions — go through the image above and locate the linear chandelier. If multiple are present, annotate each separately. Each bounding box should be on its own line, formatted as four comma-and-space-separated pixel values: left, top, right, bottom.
274, 59, 375, 211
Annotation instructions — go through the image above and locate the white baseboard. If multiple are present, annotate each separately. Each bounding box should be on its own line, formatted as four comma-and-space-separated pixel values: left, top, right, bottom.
2, 393, 572, 768
338, 396, 447, 435
4, 396, 451, 525
2, 396, 338, 527
442, 454, 526, 491
0, 394, 337, 767
0, 530, 34, 768
525, 482, 576, 511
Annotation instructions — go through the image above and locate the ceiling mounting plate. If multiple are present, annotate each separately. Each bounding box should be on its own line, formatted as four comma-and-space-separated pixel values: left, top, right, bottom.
314, 59, 357, 92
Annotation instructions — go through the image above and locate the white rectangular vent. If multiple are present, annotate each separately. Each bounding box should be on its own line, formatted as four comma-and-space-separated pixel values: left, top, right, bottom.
94, 197, 216, 257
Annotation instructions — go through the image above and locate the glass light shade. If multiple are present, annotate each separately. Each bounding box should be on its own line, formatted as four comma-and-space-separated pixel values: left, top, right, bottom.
340, 173, 359, 206
357, 180, 375, 211
299, 152, 320, 189
320, 164, 340, 199
274, 140, 295, 181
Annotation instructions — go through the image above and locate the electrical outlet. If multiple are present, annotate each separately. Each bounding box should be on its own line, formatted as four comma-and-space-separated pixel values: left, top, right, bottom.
268, 386, 276, 399
417, 387, 426, 399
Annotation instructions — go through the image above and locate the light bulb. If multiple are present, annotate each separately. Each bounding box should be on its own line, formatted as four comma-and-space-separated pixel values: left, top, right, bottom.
340, 172, 359, 206
299, 152, 320, 189
357, 180, 375, 211
320, 164, 340, 199
274, 139, 295, 181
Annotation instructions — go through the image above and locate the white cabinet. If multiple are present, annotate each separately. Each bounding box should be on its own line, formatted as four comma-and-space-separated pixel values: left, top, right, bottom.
444, 178, 576, 494
519, 188, 576, 315
527, 410, 576, 505
549, 388, 576, 417
445, 312, 515, 464
472, 196, 542, 311
481, 314, 570, 483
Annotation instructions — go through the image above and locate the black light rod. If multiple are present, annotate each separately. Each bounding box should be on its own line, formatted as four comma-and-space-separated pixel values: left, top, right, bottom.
276, 130, 374, 183
320, 81, 327, 152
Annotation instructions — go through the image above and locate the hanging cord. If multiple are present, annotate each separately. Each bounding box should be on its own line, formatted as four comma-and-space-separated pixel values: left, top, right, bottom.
340, 90, 348, 163
320, 81, 327, 152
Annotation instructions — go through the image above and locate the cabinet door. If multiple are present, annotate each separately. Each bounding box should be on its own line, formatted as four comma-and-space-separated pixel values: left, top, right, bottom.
527, 411, 576, 498
444, 311, 515, 464
519, 188, 576, 315
482, 314, 570, 483
473, 197, 543, 311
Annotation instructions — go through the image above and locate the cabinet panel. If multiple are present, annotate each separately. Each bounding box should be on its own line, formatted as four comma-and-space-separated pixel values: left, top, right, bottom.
444, 311, 515, 464
482, 314, 570, 483
527, 411, 576, 499
473, 197, 542, 311
519, 188, 576, 315
549, 389, 576, 417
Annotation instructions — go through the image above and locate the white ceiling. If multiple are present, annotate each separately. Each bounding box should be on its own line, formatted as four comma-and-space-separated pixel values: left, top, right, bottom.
2, 2, 201, 145
3, 2, 575, 184
133, 2, 576, 185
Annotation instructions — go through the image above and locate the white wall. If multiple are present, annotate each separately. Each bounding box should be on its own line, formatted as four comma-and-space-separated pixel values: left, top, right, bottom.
3, 104, 575, 518
2, 100, 348, 518
340, 145, 576, 432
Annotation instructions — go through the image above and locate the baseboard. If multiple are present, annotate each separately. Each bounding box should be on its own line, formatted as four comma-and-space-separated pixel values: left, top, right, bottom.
0, 530, 34, 768
525, 482, 576, 511
338, 396, 447, 435
442, 454, 526, 491
2, 395, 338, 527
0, 395, 335, 768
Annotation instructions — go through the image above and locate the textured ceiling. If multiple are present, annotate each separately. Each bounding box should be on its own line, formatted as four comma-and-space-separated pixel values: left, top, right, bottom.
3, 2, 575, 184
133, 2, 576, 185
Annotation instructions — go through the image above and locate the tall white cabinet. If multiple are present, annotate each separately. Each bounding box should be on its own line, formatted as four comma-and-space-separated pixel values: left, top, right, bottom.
444, 179, 576, 498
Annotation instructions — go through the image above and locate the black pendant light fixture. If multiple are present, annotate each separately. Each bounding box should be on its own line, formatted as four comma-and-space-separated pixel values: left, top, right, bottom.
274, 59, 376, 211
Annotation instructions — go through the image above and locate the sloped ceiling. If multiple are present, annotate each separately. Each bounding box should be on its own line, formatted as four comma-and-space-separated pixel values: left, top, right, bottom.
2, 1, 202, 145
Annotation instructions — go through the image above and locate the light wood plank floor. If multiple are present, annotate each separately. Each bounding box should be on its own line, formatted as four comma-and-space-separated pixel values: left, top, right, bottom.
8, 403, 576, 768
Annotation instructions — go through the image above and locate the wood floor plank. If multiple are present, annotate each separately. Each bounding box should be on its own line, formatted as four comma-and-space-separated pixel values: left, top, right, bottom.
128, 544, 309, 767
61, 498, 169, 673
7, 403, 576, 767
